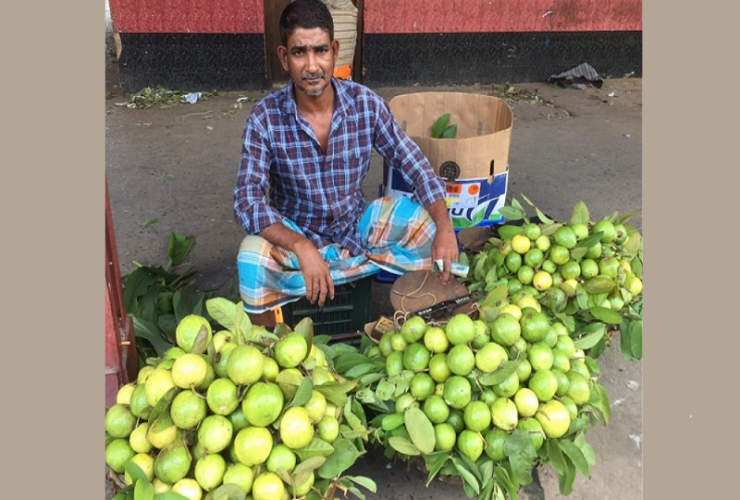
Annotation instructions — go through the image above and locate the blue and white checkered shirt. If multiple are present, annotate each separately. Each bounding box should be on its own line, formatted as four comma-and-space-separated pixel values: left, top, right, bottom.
234, 78, 446, 256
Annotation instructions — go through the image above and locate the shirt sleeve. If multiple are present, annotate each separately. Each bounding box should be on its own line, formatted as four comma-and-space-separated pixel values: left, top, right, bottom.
371, 97, 447, 208
233, 111, 284, 234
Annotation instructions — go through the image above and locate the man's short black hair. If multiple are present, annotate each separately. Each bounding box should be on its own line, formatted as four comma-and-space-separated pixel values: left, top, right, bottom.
279, 0, 334, 47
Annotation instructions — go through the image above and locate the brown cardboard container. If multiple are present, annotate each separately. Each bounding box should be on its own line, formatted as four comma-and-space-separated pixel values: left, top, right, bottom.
388, 92, 513, 178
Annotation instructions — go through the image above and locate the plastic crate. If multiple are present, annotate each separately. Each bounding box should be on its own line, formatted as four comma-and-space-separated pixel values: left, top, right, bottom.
280, 276, 373, 343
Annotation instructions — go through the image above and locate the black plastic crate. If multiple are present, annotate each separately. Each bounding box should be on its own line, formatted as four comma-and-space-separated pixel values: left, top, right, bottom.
280, 276, 373, 343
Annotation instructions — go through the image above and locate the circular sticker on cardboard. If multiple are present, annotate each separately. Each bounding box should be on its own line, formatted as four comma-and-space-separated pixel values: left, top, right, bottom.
439, 161, 461, 182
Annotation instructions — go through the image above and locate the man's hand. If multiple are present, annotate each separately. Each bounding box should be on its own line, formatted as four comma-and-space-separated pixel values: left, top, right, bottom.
259, 223, 335, 306
426, 199, 459, 284
293, 239, 335, 306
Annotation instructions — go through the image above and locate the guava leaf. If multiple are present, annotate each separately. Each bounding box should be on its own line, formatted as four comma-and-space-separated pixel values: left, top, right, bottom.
344, 398, 366, 433
134, 479, 154, 500
557, 457, 577, 495
424, 452, 451, 486
570, 201, 590, 225
190, 324, 210, 354
317, 439, 360, 479
431, 113, 451, 138
498, 206, 527, 221
483, 285, 509, 307
275, 468, 293, 487
621, 233, 642, 260
584, 356, 601, 378
123, 267, 158, 314
172, 283, 204, 323
287, 377, 313, 408
590, 334, 607, 359
631, 256, 643, 279
575, 232, 603, 248
503, 430, 537, 485
345, 476, 377, 493
153, 492, 191, 500
573, 323, 606, 349
276, 369, 304, 387
589, 306, 622, 325
478, 460, 494, 487
148, 387, 179, 422
479, 361, 519, 386
630, 321, 643, 360
494, 465, 519, 500
441, 124, 458, 138
205, 298, 237, 332
388, 436, 421, 456
569, 246, 588, 261
132, 316, 173, 356
293, 456, 327, 487
167, 232, 195, 268
554, 313, 575, 332
497, 225, 524, 240
582, 277, 615, 295
344, 363, 378, 379
520, 193, 554, 223
575, 285, 589, 311
315, 380, 358, 407
209, 484, 247, 500
293, 317, 314, 350
590, 383, 612, 425
359, 372, 383, 386
334, 353, 371, 374
156, 315, 178, 344
540, 222, 564, 236
547, 439, 568, 476
295, 437, 335, 460
375, 378, 395, 401
405, 407, 436, 454
124, 460, 149, 484
452, 456, 480, 494
558, 439, 590, 476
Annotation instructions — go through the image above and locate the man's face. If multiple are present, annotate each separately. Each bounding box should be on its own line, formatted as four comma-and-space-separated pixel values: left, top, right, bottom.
279, 27, 339, 97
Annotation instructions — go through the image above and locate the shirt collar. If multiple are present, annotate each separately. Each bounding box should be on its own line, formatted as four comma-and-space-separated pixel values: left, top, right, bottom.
281, 77, 355, 120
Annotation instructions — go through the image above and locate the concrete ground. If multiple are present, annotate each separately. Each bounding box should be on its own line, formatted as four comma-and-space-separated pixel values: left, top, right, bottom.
105, 72, 642, 500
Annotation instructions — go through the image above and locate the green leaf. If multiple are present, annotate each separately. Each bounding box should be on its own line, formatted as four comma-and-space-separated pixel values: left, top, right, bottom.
503, 430, 536, 486
631, 256, 643, 279
547, 439, 568, 476
344, 363, 378, 379
630, 321, 643, 359
575, 232, 604, 249
288, 377, 314, 408
132, 316, 173, 356
134, 479, 154, 500
558, 439, 590, 476
346, 476, 377, 493
404, 407, 436, 454
153, 493, 191, 500
346, 486, 366, 500
452, 456, 480, 494
520, 193, 554, 223
497, 225, 524, 240
190, 324, 210, 355
592, 383, 612, 425
589, 306, 622, 325
167, 232, 195, 268
479, 460, 494, 484
498, 206, 527, 221
424, 452, 451, 486
590, 334, 607, 359
621, 232, 642, 260
295, 437, 335, 460
582, 276, 615, 294
148, 387, 179, 423
388, 436, 421, 456
555, 313, 576, 333
317, 438, 360, 479
494, 466, 519, 500
375, 378, 395, 401
431, 113, 451, 138
172, 283, 204, 323
557, 457, 577, 496
359, 372, 384, 386
334, 353, 371, 374
573, 324, 606, 349
570, 201, 590, 225
275, 369, 304, 388
205, 298, 237, 332
314, 380, 358, 407
441, 124, 458, 138
123, 268, 157, 314
293, 456, 327, 487
540, 222, 564, 236
479, 361, 519, 386
209, 484, 247, 500
156, 315, 178, 343
124, 460, 149, 484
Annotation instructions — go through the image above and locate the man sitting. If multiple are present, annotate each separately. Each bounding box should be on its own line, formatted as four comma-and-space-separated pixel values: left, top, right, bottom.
233, 0, 458, 318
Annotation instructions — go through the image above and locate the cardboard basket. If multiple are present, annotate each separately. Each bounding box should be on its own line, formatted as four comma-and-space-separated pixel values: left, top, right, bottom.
383, 92, 514, 229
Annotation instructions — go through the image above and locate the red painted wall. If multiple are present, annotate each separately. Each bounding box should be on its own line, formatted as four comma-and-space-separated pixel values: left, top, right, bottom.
364, 0, 642, 34
109, 0, 264, 33
109, 0, 641, 34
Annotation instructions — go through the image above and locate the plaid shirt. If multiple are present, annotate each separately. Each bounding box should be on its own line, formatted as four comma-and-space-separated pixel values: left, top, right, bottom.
234, 78, 446, 256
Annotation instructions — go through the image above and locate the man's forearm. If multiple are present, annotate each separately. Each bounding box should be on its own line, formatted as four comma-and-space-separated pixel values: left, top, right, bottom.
258, 223, 315, 255
426, 199, 454, 232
